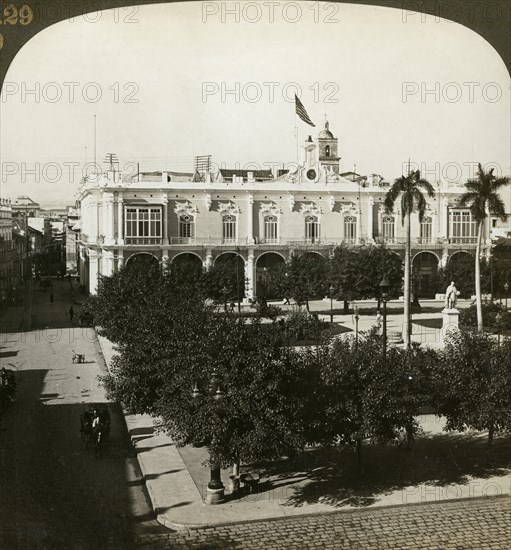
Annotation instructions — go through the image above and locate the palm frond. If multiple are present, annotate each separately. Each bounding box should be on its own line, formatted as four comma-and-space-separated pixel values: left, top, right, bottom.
464, 179, 483, 194
417, 179, 436, 197
491, 176, 511, 192
414, 191, 428, 222
459, 192, 479, 207
487, 194, 507, 222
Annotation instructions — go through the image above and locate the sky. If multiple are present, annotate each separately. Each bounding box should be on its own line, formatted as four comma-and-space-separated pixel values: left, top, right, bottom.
0, 1, 510, 207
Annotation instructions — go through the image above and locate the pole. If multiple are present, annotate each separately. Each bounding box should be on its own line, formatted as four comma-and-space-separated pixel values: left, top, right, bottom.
355, 311, 359, 348
330, 295, 333, 325
382, 299, 387, 359
94, 114, 97, 174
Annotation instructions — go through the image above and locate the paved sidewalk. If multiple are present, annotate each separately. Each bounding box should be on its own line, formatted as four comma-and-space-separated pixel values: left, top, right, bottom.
96, 319, 510, 531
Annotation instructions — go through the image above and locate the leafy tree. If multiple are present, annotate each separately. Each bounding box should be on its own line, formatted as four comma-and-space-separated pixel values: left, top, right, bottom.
319, 332, 428, 473
328, 245, 360, 312
89, 267, 309, 470
203, 255, 245, 307
434, 254, 475, 298
435, 330, 511, 443
459, 165, 510, 333
353, 246, 403, 305
385, 170, 435, 348
283, 252, 328, 312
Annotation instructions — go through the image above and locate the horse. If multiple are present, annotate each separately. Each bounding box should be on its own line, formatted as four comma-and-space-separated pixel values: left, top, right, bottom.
93, 423, 106, 459
79, 411, 94, 447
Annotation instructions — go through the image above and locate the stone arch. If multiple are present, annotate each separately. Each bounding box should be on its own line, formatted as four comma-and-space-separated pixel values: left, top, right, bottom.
255, 252, 286, 299
444, 251, 475, 298
448, 250, 474, 263
125, 252, 160, 271
412, 251, 439, 298
171, 252, 204, 279
300, 250, 328, 261
214, 251, 245, 264
171, 251, 203, 264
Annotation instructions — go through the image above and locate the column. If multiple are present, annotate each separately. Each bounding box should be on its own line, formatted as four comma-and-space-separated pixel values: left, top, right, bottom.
162, 195, 169, 245
245, 250, 255, 302
104, 193, 114, 245
79, 246, 86, 285
117, 194, 124, 245
439, 197, 449, 241
431, 213, 437, 242
204, 249, 213, 271
367, 197, 374, 242
247, 193, 254, 245
102, 251, 114, 277
90, 199, 98, 244
117, 250, 124, 270
88, 250, 99, 294
356, 209, 361, 244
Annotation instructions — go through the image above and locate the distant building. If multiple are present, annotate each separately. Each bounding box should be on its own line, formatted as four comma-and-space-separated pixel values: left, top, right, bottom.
11, 196, 40, 218
66, 206, 80, 274
76, 121, 511, 298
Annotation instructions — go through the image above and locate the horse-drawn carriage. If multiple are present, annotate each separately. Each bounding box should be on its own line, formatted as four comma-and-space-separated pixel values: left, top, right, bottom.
72, 350, 86, 363
79, 404, 111, 458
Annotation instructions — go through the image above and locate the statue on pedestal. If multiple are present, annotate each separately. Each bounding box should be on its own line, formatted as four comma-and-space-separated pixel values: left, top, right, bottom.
445, 281, 459, 310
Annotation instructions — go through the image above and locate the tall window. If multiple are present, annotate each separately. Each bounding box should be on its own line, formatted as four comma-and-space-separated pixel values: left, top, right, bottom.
382, 215, 395, 242
420, 217, 432, 242
222, 215, 237, 244
179, 214, 195, 242
305, 215, 320, 243
344, 215, 357, 243
125, 207, 162, 244
325, 145, 330, 157
450, 210, 477, 243
264, 215, 278, 243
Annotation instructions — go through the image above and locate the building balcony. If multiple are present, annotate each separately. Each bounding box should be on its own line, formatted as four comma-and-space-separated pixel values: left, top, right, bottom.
448, 237, 478, 245
125, 237, 162, 245
169, 237, 196, 245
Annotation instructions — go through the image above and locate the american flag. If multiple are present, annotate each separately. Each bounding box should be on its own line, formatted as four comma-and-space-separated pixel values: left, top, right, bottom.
295, 95, 315, 127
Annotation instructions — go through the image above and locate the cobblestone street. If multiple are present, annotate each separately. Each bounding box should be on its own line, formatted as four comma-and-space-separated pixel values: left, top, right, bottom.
135, 496, 510, 549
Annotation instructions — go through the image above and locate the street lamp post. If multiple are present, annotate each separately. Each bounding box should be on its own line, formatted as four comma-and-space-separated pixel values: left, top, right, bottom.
222, 286, 229, 312
380, 276, 389, 359
192, 369, 225, 505
329, 285, 335, 325
354, 305, 359, 347
505, 282, 509, 311
496, 312, 502, 347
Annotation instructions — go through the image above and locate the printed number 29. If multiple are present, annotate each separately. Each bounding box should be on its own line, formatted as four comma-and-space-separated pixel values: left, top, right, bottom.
3, 4, 34, 25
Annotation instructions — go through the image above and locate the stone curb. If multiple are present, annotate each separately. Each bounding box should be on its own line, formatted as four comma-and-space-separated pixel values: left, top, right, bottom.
95, 332, 207, 530
94, 331, 511, 531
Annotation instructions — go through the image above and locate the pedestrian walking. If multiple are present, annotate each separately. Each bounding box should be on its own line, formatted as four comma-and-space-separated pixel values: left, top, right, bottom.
69, 306, 74, 321
50, 293, 54, 307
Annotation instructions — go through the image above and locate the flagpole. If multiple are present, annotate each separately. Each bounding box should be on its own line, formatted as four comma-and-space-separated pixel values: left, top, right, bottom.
295, 113, 299, 163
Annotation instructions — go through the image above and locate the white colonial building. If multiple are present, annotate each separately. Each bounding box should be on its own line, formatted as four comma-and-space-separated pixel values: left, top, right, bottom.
76, 121, 511, 298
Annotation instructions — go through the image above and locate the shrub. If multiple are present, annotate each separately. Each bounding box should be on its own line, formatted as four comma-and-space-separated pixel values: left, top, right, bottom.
459, 302, 511, 332
284, 308, 323, 342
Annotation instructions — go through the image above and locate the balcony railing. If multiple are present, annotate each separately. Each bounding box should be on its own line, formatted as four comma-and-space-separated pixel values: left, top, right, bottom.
449, 237, 478, 244
169, 237, 196, 245
125, 237, 162, 245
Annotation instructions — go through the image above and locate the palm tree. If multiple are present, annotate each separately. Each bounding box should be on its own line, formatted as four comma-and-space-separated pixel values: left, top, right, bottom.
459, 164, 510, 333
384, 169, 435, 348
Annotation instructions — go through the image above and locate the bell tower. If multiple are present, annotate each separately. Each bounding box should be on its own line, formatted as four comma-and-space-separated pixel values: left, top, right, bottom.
318, 119, 340, 174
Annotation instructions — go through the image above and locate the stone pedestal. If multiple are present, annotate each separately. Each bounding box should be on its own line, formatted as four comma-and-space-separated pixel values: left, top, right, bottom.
441, 308, 460, 343
205, 487, 225, 505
